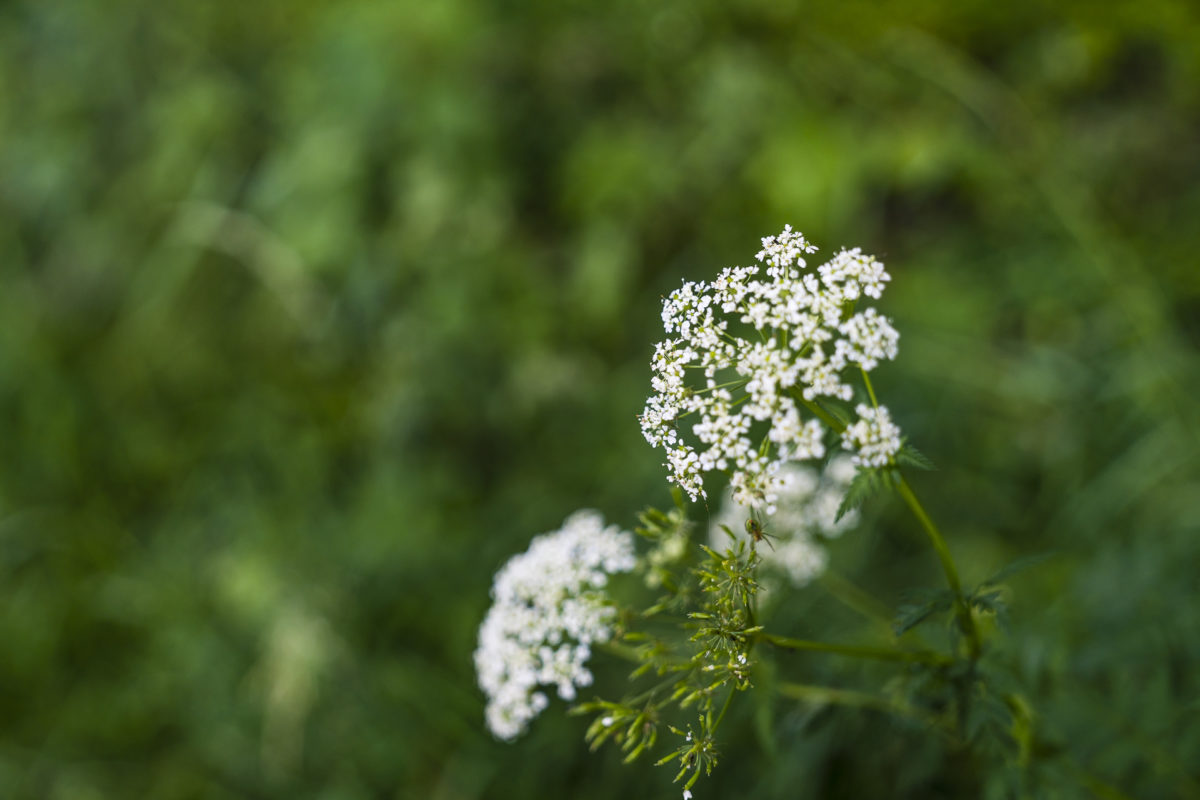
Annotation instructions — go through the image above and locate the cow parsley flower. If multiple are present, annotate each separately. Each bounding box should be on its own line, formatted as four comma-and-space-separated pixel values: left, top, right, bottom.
841, 404, 902, 468
711, 455, 860, 587
641, 226, 899, 505
475, 511, 636, 741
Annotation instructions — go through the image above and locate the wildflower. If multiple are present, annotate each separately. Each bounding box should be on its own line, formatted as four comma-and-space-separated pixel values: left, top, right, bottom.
711, 455, 860, 587
475, 511, 637, 740
841, 404, 901, 468
641, 226, 898, 505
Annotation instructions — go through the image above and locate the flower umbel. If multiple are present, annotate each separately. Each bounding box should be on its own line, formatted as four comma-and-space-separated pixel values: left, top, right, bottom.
474, 511, 636, 740
842, 404, 902, 468
641, 226, 900, 505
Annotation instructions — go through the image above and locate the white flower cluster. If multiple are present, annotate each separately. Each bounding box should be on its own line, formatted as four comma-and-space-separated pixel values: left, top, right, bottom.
641, 226, 902, 504
711, 455, 860, 587
475, 510, 637, 741
841, 404, 902, 468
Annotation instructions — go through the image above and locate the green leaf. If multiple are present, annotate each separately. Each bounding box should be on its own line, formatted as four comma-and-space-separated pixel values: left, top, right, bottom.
893, 589, 954, 636
836, 467, 888, 522
896, 441, 937, 471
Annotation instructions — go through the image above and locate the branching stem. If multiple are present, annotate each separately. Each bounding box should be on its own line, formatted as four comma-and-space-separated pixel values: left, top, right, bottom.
760, 633, 950, 666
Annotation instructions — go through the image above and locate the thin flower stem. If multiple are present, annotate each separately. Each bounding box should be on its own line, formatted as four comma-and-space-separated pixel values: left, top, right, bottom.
694, 378, 749, 393
760, 633, 950, 666
894, 473, 982, 659
860, 368, 880, 410
625, 674, 690, 708
711, 685, 736, 731
779, 682, 893, 711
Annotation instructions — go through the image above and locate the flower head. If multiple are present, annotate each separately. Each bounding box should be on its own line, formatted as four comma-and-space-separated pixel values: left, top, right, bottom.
841, 404, 902, 468
475, 511, 636, 740
641, 226, 899, 505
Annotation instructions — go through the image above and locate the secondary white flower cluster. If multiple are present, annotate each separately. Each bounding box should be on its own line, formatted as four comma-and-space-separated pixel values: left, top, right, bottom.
475, 510, 637, 741
711, 455, 860, 587
641, 226, 902, 505
841, 404, 902, 468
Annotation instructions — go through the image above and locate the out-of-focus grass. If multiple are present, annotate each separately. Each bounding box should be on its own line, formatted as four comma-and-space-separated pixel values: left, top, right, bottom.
0, 1, 1198, 797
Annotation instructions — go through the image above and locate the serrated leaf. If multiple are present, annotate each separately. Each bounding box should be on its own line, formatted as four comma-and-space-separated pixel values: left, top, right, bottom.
892, 588, 954, 636
978, 552, 1055, 588
836, 467, 887, 522
896, 441, 936, 471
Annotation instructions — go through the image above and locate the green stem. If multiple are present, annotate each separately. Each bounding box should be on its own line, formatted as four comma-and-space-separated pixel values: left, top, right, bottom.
761, 633, 950, 666
711, 685, 736, 731
778, 682, 894, 712
894, 473, 981, 659
694, 377, 749, 393
626, 674, 690, 708
860, 368, 880, 409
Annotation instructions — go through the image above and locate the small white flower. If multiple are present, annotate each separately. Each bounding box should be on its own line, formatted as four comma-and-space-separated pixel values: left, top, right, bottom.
683, 791, 693, 800
475, 511, 636, 740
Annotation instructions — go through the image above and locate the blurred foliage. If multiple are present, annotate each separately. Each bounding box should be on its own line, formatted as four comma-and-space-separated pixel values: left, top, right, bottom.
1, 0, 1199, 797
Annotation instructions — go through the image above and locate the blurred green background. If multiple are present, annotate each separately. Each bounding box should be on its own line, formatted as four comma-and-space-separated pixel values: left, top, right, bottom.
1, 1, 1199, 797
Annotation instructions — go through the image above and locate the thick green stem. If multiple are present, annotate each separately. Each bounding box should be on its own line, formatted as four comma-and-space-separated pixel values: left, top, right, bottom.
761, 633, 950, 666
894, 473, 981, 659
